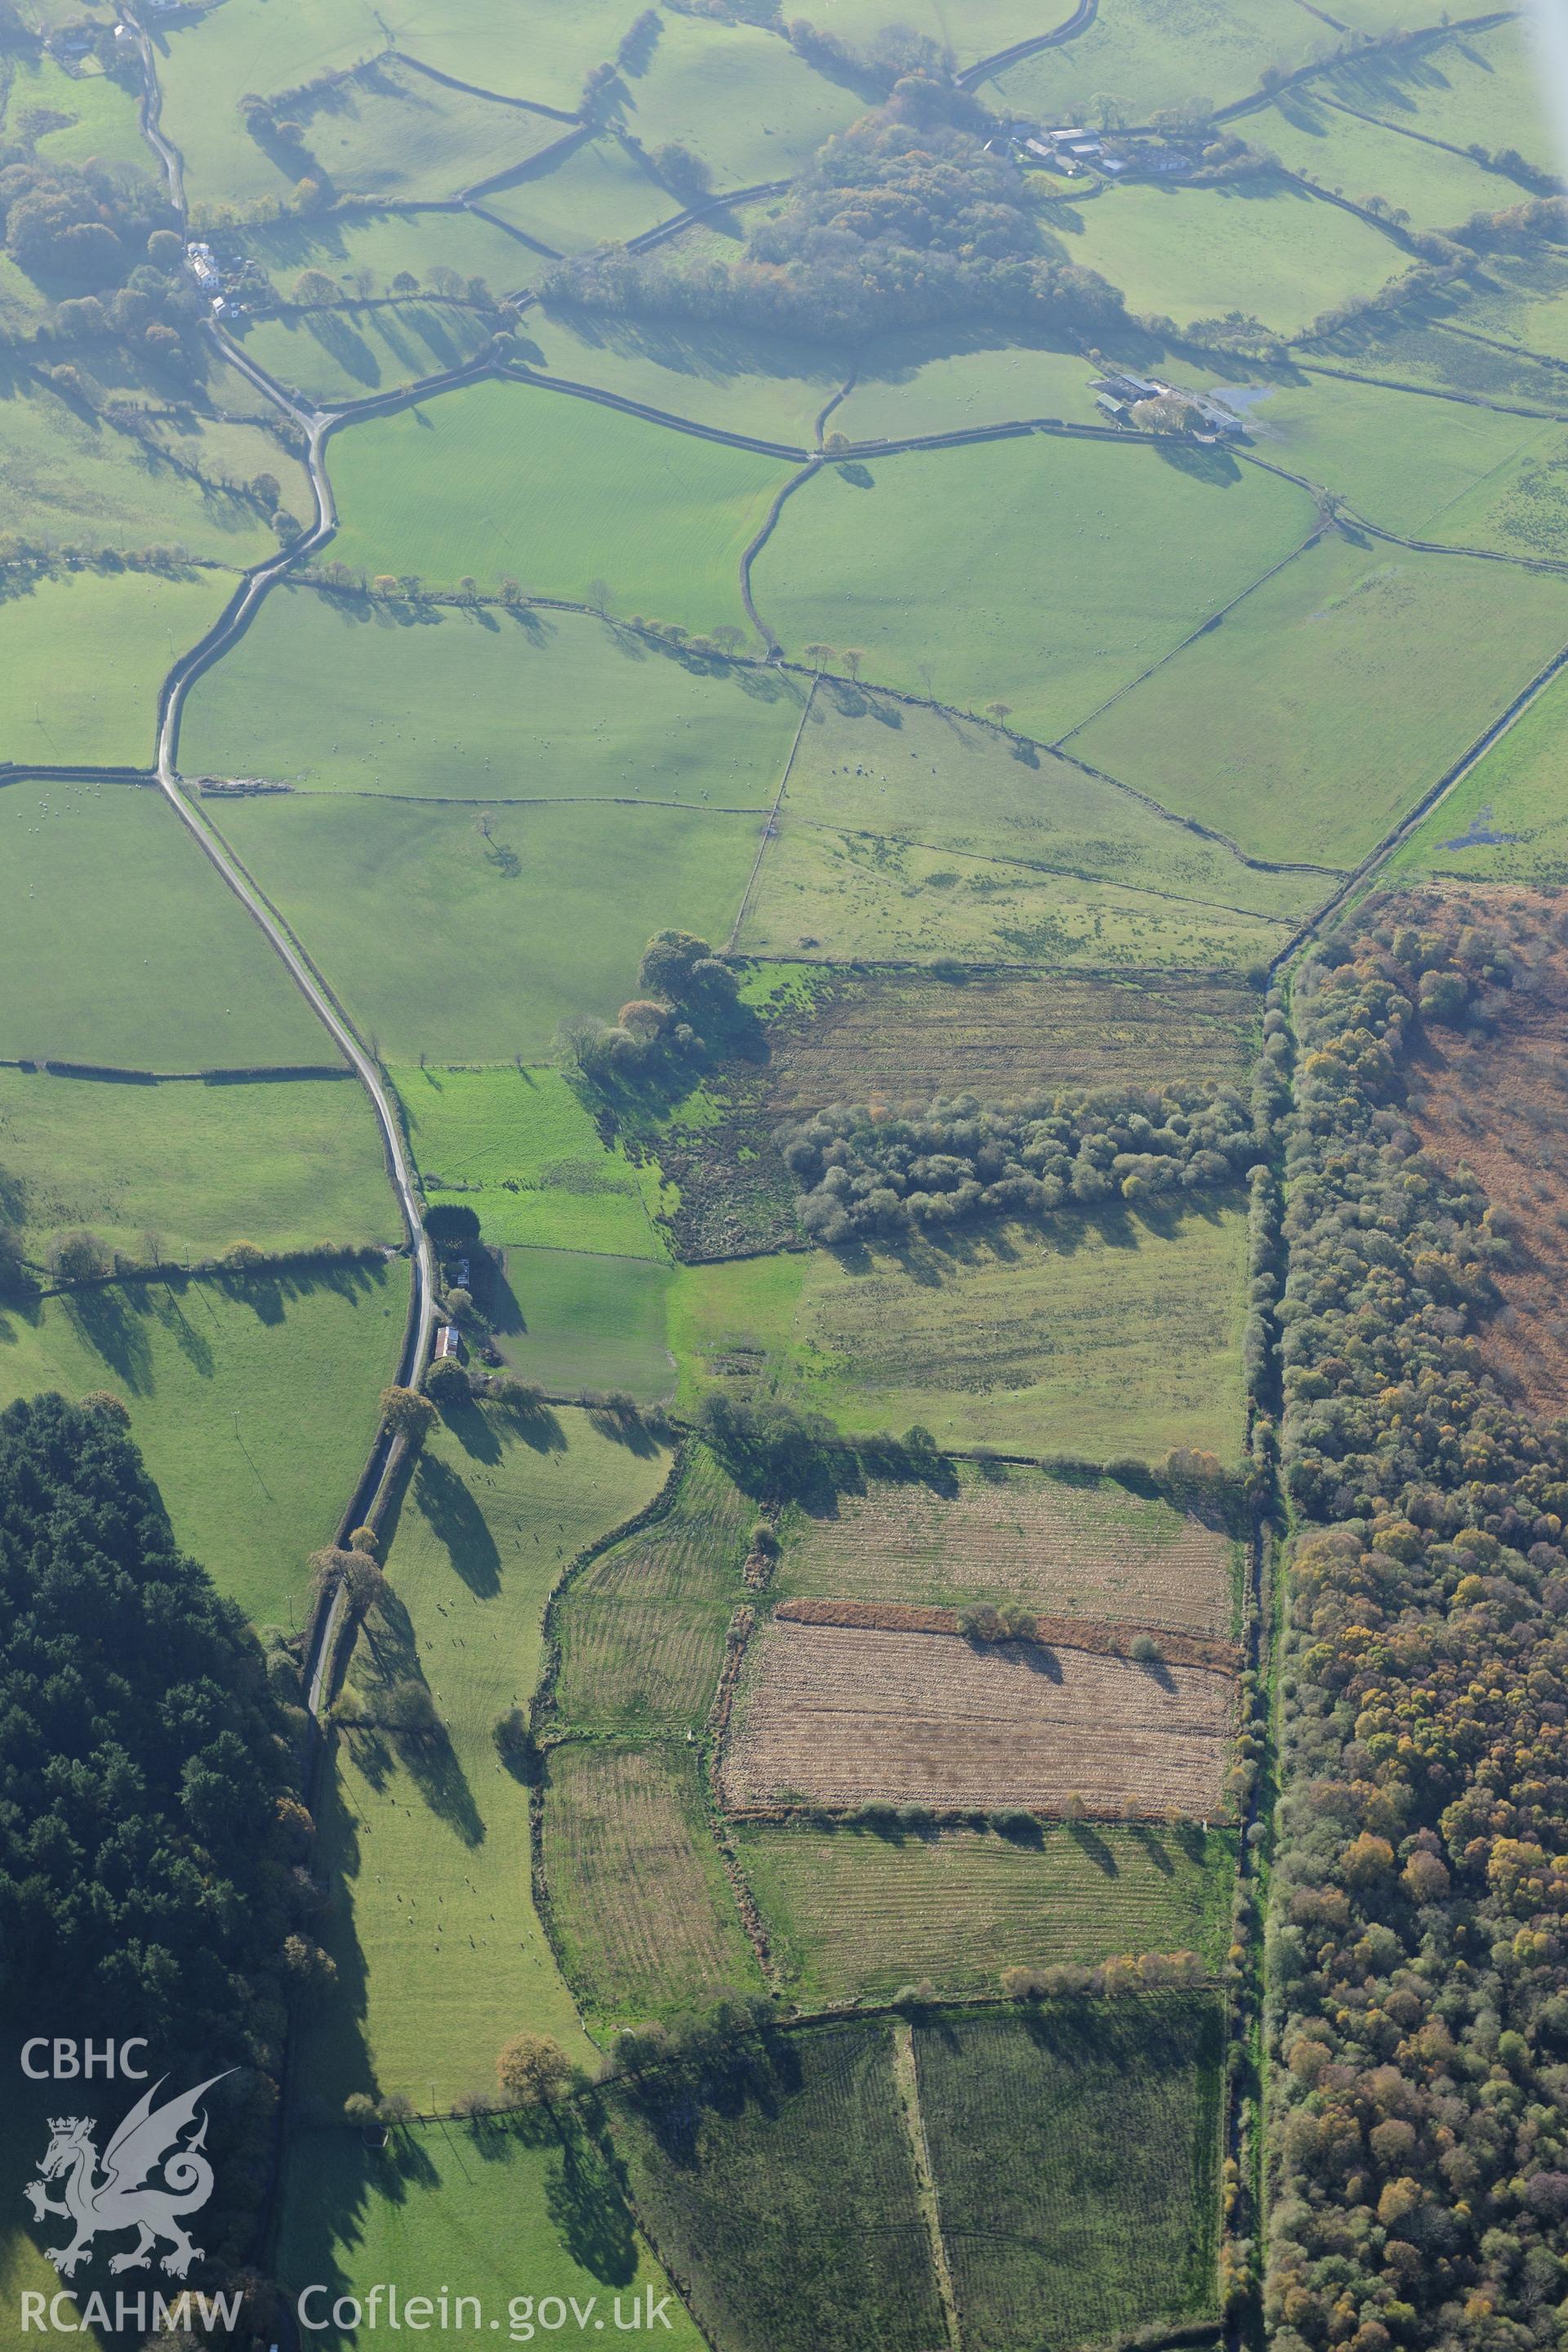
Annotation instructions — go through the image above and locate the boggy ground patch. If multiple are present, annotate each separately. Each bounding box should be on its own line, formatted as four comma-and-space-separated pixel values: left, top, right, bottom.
1401, 885, 1568, 1415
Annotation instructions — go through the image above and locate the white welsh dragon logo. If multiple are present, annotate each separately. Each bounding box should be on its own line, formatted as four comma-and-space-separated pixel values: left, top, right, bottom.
24, 2073, 232, 2279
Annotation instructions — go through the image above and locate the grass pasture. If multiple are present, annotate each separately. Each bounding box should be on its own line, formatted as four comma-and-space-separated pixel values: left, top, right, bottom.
672, 1205, 1251, 1455
1324, 22, 1556, 180
386, 0, 640, 112
0, 1066, 393, 1270
551, 1442, 751, 1732
300, 1403, 672, 2107
243, 203, 532, 299
608, 2020, 944, 2352
1236, 371, 1559, 546
288, 55, 568, 203
737, 810, 1298, 971
0, 379, 306, 563
479, 136, 679, 253
277, 2117, 702, 2351
777, 684, 1323, 924
211, 791, 764, 1061
760, 969, 1259, 1111
1071, 535, 1568, 868
0, 780, 333, 1071
777, 1460, 1239, 1633
612, 11, 862, 189
737, 1819, 1236, 2004
1258, 87, 1506, 231
1392, 667, 1568, 884
718, 1618, 1234, 1816
398, 1064, 670, 1257
1444, 246, 1568, 370
237, 301, 494, 406
837, 326, 1111, 439
916, 1999, 1223, 2350
751, 433, 1316, 744
989, 0, 1340, 119
1058, 175, 1401, 341
153, 0, 388, 212
0, 567, 232, 771
541, 1742, 763, 2027
0, 1258, 408, 1625
519, 309, 842, 443
179, 586, 804, 803
492, 1246, 674, 1402
1, 52, 148, 172
327, 377, 795, 633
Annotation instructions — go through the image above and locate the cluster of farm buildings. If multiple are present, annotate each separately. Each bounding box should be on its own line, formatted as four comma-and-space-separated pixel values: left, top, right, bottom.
1090, 368, 1245, 439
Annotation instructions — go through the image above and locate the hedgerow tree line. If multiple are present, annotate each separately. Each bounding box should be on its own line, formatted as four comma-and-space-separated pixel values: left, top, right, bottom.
1266, 893, 1568, 2352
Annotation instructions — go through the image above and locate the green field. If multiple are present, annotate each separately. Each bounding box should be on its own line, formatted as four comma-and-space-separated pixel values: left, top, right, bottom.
1058, 174, 1401, 341
1237, 370, 1561, 544
1303, 316, 1568, 412
836, 327, 1113, 440
301, 1403, 672, 2106
327, 377, 795, 632
915, 1999, 1223, 2351
1071, 535, 1568, 867
1391, 666, 1568, 884
776, 1458, 1240, 1631
154, 0, 388, 212
494, 1246, 675, 1401
608, 2020, 944, 2352
775, 684, 1323, 922
0, 782, 334, 1070
670, 1204, 1251, 1455
1257, 86, 1507, 231
551, 1441, 750, 1731
804, 0, 1049, 65
542, 1741, 764, 2025
278, 2117, 702, 2350
989, 0, 1339, 117
0, 568, 233, 770
388, 0, 641, 111
738, 1820, 1236, 2005
612, 11, 861, 189
0, 380, 309, 562
519, 309, 841, 443
0, 1066, 393, 1269
288, 56, 568, 203
1324, 22, 1555, 179
0, 1258, 408, 1624
398, 1064, 670, 1256
238, 302, 495, 406
738, 812, 1298, 972
179, 586, 804, 802
1443, 246, 1568, 369
751, 434, 1316, 743
212, 791, 764, 1061
479, 135, 679, 253
1, 52, 149, 172
243, 203, 532, 298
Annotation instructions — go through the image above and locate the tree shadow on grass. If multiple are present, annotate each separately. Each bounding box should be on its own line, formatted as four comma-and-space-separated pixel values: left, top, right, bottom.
1126, 1820, 1176, 1877
413, 1449, 501, 1595
58, 1283, 157, 1392
1066, 1818, 1119, 1874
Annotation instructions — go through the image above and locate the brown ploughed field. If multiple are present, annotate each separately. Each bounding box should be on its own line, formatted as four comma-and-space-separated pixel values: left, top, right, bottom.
718, 1618, 1233, 1819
